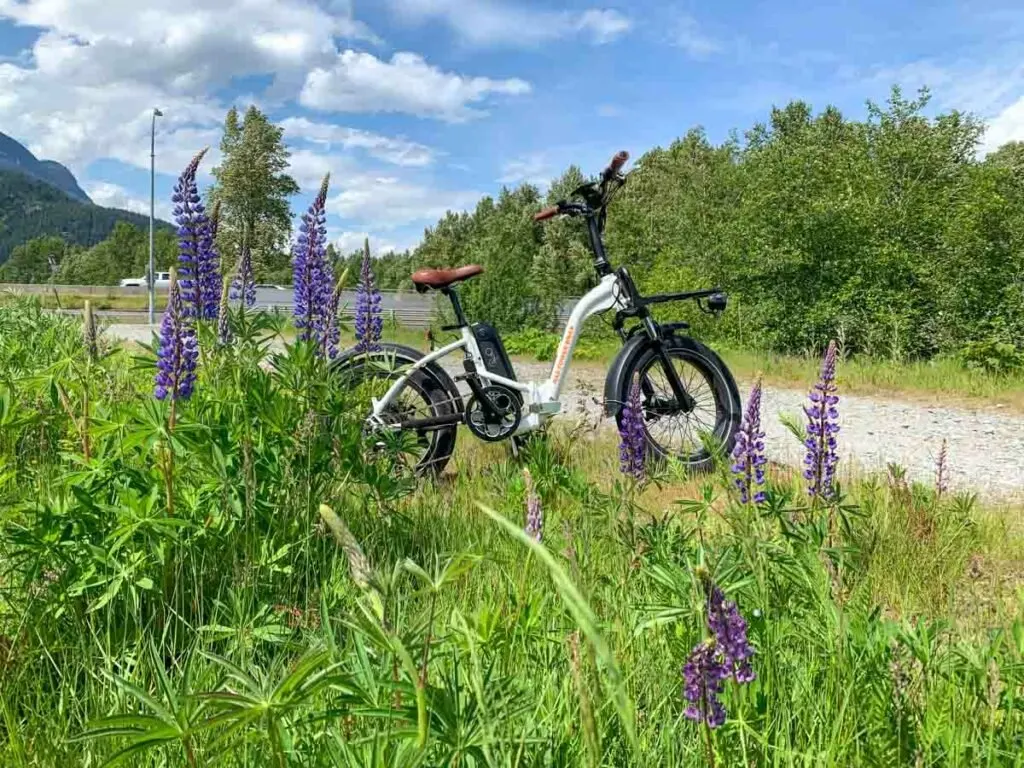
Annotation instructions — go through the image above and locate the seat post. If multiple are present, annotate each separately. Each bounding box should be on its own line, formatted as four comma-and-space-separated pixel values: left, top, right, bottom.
441, 287, 469, 328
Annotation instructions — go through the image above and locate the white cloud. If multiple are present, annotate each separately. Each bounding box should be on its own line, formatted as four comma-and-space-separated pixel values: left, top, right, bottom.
0, 0, 373, 91
333, 231, 412, 255
852, 58, 1024, 155
674, 15, 720, 59
330, 175, 482, 229
0, 56, 223, 178
597, 103, 622, 118
575, 9, 632, 44
280, 117, 435, 166
0, 0, 375, 178
84, 181, 173, 220
498, 154, 553, 188
285, 148, 357, 193
384, 0, 631, 47
300, 50, 530, 122
981, 96, 1024, 154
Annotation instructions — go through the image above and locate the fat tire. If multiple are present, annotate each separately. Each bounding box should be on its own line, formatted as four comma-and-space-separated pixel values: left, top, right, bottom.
333, 344, 460, 476
615, 335, 741, 473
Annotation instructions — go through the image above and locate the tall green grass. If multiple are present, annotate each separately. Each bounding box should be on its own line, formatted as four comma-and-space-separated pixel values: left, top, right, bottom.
0, 296, 1021, 766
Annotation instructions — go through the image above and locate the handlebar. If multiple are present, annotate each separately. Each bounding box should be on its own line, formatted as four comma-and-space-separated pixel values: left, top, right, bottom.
602, 150, 629, 181
533, 150, 630, 225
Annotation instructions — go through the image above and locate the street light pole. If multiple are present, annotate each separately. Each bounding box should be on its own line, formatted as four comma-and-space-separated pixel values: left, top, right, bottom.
148, 107, 163, 325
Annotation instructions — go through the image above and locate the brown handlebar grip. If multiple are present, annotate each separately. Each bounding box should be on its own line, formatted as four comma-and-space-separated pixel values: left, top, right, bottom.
608, 150, 629, 174
533, 206, 559, 222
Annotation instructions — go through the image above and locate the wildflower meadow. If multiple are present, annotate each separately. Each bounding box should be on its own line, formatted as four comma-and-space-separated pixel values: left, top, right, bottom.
0, 151, 1022, 767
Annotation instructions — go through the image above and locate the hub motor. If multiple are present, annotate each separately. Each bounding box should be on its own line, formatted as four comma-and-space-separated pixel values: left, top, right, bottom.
465, 384, 521, 442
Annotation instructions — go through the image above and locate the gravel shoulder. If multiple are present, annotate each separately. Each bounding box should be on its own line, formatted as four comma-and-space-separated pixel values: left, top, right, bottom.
508, 361, 1024, 504
104, 324, 1024, 503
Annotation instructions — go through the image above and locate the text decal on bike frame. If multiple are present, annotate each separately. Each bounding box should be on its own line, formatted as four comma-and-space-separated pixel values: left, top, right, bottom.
551, 325, 575, 385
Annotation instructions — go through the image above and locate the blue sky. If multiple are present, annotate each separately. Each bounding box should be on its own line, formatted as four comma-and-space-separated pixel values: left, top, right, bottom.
1, 0, 1023, 254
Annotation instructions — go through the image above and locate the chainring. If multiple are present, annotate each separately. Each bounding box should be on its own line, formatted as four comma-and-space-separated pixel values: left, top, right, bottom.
465, 384, 522, 442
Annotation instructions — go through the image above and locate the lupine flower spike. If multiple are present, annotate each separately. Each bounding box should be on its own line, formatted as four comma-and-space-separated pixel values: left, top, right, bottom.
322, 276, 345, 360
935, 438, 949, 498
803, 340, 840, 500
230, 238, 256, 309
354, 237, 383, 353
682, 639, 730, 728
83, 299, 98, 362
618, 381, 646, 480
293, 174, 333, 350
173, 149, 219, 320
523, 468, 543, 542
205, 200, 224, 317
731, 378, 767, 504
217, 278, 232, 347
682, 573, 756, 729
706, 582, 756, 682
154, 268, 198, 402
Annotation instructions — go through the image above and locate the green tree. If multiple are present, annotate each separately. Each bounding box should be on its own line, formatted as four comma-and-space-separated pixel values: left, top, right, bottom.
0, 235, 69, 283
0, 170, 173, 269
403, 85, 1023, 358
210, 106, 299, 281
56, 223, 177, 285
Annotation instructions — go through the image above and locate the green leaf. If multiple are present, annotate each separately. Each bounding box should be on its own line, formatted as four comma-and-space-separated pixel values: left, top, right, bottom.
477, 502, 638, 757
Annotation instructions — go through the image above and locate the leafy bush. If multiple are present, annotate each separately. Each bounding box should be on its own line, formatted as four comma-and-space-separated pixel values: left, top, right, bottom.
959, 338, 1024, 375
504, 327, 607, 361
391, 89, 1024, 363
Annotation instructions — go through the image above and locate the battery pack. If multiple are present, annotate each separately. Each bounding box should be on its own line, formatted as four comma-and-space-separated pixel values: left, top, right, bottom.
471, 322, 516, 381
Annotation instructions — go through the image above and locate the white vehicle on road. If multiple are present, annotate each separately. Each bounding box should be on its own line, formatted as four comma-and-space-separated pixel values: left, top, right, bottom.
120, 272, 171, 288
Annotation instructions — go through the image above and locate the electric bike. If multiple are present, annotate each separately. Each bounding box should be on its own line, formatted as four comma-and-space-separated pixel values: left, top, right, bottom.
336, 150, 742, 475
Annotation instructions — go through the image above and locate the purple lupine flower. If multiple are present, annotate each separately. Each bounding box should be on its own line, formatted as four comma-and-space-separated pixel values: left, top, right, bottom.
230, 240, 256, 308
354, 239, 383, 354
935, 438, 949, 498
523, 468, 543, 542
731, 379, 767, 504
706, 583, 756, 683
682, 640, 730, 728
217, 279, 232, 347
293, 175, 333, 350
322, 281, 342, 360
681, 574, 756, 729
618, 381, 646, 480
204, 201, 224, 320
803, 340, 840, 500
173, 150, 219, 320
154, 275, 198, 401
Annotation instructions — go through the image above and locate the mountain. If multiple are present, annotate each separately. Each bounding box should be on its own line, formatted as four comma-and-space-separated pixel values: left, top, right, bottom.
0, 169, 172, 267
0, 132, 91, 203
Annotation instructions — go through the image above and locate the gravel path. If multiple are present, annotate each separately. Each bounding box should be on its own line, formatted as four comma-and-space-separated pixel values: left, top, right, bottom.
105, 323, 1024, 502
507, 362, 1024, 503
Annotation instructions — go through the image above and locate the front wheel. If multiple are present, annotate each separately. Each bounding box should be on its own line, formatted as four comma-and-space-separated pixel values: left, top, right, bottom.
616, 336, 741, 472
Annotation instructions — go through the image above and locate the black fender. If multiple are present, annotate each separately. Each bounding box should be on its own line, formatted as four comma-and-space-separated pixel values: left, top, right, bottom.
332, 343, 464, 414
604, 333, 650, 417
603, 333, 741, 421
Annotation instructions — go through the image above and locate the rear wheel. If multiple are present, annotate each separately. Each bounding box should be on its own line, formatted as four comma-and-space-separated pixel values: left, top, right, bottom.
617, 336, 741, 472
335, 346, 459, 476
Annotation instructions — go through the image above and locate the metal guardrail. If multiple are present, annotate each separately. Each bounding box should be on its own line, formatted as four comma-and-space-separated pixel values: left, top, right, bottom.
23, 283, 575, 328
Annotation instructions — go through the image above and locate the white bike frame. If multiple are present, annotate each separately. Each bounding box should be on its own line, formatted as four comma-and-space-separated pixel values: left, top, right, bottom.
368, 272, 628, 435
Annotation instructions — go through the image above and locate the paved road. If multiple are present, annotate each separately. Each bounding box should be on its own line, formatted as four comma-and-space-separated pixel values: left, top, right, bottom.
102, 323, 1024, 502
